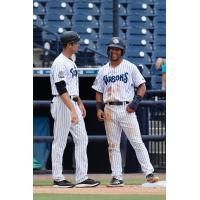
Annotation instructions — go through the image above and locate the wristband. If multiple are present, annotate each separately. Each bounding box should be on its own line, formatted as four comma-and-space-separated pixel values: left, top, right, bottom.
128, 95, 142, 111
96, 102, 105, 111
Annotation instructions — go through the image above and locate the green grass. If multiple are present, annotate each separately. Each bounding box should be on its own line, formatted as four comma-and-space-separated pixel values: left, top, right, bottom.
33, 194, 165, 200
33, 179, 145, 186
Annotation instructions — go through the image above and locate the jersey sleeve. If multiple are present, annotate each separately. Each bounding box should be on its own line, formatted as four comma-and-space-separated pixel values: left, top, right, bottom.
131, 64, 146, 87
92, 69, 104, 93
52, 61, 66, 83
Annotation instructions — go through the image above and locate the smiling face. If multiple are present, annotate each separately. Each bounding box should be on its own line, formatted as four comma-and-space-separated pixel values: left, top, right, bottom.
108, 47, 123, 61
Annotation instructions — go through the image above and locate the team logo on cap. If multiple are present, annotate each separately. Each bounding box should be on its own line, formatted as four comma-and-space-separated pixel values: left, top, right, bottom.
113, 38, 119, 44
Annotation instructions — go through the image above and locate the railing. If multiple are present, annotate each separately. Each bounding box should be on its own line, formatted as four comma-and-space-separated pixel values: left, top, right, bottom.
33, 97, 166, 171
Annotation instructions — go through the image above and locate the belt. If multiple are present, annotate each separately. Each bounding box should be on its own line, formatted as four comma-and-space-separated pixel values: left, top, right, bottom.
106, 101, 129, 106
53, 95, 78, 102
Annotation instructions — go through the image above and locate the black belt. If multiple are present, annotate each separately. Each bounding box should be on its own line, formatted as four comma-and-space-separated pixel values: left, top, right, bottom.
53, 95, 78, 102
106, 101, 129, 105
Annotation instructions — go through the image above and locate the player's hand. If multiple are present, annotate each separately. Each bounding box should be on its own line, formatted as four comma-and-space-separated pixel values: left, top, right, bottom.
126, 105, 135, 113
78, 103, 86, 118
71, 110, 79, 124
97, 109, 105, 121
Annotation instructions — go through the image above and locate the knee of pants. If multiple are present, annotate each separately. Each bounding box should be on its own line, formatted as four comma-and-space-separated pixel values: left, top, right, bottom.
131, 140, 145, 150
74, 134, 88, 147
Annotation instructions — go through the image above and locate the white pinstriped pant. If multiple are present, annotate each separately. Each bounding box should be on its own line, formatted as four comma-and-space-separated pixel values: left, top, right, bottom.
104, 104, 154, 180
50, 96, 88, 183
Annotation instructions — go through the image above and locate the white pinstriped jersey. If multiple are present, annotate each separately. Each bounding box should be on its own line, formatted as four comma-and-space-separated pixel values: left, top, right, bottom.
50, 53, 79, 96
92, 59, 145, 102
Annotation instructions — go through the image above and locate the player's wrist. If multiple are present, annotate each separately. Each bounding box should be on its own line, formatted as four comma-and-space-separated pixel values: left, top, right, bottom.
96, 102, 105, 111
129, 95, 142, 111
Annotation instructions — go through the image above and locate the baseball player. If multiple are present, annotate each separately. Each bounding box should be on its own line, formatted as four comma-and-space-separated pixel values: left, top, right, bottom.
50, 31, 100, 188
92, 37, 159, 187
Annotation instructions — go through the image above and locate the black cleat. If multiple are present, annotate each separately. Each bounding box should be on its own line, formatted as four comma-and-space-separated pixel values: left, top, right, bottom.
53, 180, 75, 188
146, 173, 159, 183
75, 178, 100, 188
107, 177, 124, 187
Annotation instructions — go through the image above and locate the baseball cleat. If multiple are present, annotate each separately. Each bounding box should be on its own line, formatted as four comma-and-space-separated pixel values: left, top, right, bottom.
75, 178, 100, 188
53, 180, 75, 188
107, 177, 124, 187
146, 173, 159, 183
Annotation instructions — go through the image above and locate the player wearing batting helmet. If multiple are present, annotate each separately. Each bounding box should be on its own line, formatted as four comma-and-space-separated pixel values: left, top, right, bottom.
92, 36, 159, 187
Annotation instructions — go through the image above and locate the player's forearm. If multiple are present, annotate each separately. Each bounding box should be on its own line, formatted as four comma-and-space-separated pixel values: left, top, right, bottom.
136, 83, 146, 98
96, 92, 104, 111
96, 92, 103, 102
60, 93, 76, 112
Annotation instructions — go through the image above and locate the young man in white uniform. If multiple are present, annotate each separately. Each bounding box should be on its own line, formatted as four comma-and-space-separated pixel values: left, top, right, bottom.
50, 31, 100, 188
92, 37, 159, 187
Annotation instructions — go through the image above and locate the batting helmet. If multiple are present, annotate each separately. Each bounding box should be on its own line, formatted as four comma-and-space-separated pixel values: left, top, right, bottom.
60, 31, 80, 46
107, 37, 126, 56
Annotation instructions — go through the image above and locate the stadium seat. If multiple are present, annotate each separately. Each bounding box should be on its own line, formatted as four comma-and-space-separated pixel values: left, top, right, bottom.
99, 26, 126, 39
72, 26, 98, 41
44, 14, 71, 28
154, 15, 166, 23
127, 43, 153, 53
74, 2, 100, 15
152, 49, 166, 63
99, 15, 126, 28
33, 15, 43, 27
127, 29, 153, 42
101, 2, 127, 16
79, 39, 96, 51
127, 0, 154, 5
42, 25, 65, 42
150, 75, 162, 90
154, 35, 166, 46
127, 15, 153, 29
154, 26, 166, 35
72, 14, 99, 28
33, 1, 45, 15
127, 3, 154, 16
46, 1, 73, 15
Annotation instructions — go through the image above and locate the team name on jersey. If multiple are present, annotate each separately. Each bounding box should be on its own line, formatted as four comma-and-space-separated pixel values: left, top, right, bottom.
103, 72, 128, 85
70, 68, 78, 78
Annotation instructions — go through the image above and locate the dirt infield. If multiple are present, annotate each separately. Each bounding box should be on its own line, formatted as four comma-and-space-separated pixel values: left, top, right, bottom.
33, 173, 166, 195
33, 185, 165, 195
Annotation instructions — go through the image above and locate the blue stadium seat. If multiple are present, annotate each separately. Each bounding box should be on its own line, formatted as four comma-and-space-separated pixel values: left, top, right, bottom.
101, 2, 127, 16
33, 1, 45, 15
99, 26, 126, 39
154, 0, 166, 9
154, 26, 166, 35
127, 56, 152, 65
152, 49, 166, 62
33, 15, 43, 27
127, 0, 154, 4
127, 43, 153, 53
154, 15, 166, 23
127, 15, 153, 29
33, 0, 51, 2
44, 14, 71, 28
42, 25, 65, 41
72, 26, 98, 41
72, 14, 99, 28
154, 35, 166, 46
79, 39, 96, 51
74, 2, 100, 15
127, 3, 154, 16
127, 28, 153, 42
46, 1, 73, 15
151, 75, 162, 90
99, 15, 126, 28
